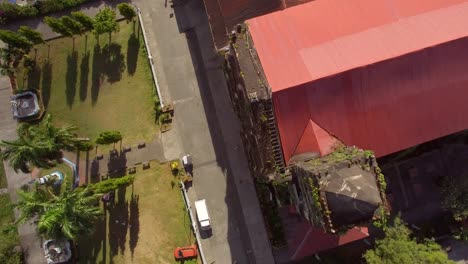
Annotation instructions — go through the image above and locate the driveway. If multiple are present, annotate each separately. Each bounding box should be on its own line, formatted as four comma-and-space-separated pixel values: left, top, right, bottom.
134, 0, 274, 263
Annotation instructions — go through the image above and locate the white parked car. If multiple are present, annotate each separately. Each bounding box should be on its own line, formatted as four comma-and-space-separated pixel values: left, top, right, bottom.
194, 199, 211, 230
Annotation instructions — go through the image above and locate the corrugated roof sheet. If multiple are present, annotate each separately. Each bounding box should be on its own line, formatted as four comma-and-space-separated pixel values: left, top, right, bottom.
274, 36, 468, 162
248, 0, 468, 92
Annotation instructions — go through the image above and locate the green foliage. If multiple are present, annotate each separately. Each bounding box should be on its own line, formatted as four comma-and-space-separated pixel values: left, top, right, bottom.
0, 30, 32, 52
93, 7, 119, 36
61, 16, 84, 36
256, 182, 286, 248
117, 3, 137, 22
86, 175, 135, 194
0, 0, 95, 24
71, 11, 94, 32
0, 194, 22, 264
0, 114, 79, 172
75, 141, 94, 152
0, 2, 38, 23
372, 206, 388, 230
44, 16, 72, 37
364, 217, 454, 264
95, 130, 122, 145
441, 175, 468, 222
17, 26, 44, 45
16, 187, 103, 240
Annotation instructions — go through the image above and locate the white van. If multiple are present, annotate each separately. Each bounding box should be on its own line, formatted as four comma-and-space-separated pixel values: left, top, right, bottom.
194, 199, 211, 230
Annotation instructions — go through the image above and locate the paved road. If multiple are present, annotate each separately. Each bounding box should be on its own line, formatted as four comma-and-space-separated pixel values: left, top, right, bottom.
134, 0, 274, 263
0, 77, 45, 264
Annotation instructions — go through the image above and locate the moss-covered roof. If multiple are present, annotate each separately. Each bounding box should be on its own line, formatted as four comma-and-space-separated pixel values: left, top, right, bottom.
294, 147, 386, 232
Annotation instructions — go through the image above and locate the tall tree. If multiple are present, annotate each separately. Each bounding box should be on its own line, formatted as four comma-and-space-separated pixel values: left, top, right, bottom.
44, 16, 72, 37
0, 29, 33, 93
61, 16, 84, 37
93, 7, 119, 44
117, 3, 137, 23
71, 11, 94, 32
16, 187, 103, 240
17, 26, 44, 45
363, 217, 454, 264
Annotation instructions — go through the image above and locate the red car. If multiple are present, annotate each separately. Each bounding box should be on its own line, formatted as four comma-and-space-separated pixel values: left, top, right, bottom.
174, 245, 198, 260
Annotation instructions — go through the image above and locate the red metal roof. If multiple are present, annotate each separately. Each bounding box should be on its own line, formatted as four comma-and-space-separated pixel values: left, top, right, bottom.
248, 0, 468, 92
248, 0, 468, 162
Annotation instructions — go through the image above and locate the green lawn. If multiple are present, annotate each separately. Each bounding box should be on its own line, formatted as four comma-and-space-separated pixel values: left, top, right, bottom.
18, 21, 158, 146
0, 194, 22, 263
0, 162, 6, 189
78, 162, 196, 264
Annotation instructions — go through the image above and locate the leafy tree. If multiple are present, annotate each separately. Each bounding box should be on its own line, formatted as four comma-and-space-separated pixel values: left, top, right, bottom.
117, 3, 137, 22
93, 7, 119, 43
0, 115, 78, 172
61, 16, 84, 36
363, 217, 454, 264
17, 26, 44, 45
0, 29, 33, 93
44, 16, 72, 37
71, 11, 94, 32
95, 131, 122, 147
75, 141, 94, 152
441, 175, 468, 222
16, 187, 103, 240
0, 29, 32, 51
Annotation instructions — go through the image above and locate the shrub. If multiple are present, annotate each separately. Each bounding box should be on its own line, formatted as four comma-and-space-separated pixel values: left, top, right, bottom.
0, 0, 99, 25
88, 175, 135, 194
75, 141, 94, 151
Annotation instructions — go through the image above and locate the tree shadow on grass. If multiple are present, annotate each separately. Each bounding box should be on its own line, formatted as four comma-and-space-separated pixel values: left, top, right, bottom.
26, 65, 41, 90
129, 193, 140, 258
80, 52, 90, 101
66, 51, 78, 108
77, 200, 106, 264
108, 186, 129, 257
126, 33, 139, 76
41, 60, 52, 108
91, 45, 104, 106
103, 43, 126, 83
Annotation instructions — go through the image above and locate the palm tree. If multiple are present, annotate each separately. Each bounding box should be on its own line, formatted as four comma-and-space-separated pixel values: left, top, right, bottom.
0, 138, 51, 173
0, 114, 79, 172
17, 187, 103, 240
39, 114, 79, 152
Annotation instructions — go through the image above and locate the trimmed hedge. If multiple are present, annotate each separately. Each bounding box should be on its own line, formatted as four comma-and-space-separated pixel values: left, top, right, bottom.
0, 0, 101, 25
